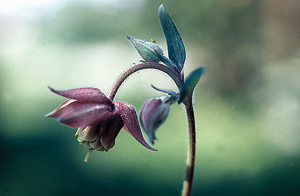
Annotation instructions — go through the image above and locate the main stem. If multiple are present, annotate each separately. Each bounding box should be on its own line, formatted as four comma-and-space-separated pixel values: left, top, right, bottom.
181, 96, 196, 196
108, 62, 196, 196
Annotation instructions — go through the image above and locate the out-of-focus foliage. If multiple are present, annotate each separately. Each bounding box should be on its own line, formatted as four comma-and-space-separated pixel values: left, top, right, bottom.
39, 0, 263, 98
139, 0, 261, 42
40, 1, 141, 44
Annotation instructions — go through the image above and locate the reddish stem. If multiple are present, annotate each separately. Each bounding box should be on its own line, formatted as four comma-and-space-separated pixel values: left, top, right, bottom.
181, 96, 196, 196
108, 62, 182, 100
108, 62, 196, 196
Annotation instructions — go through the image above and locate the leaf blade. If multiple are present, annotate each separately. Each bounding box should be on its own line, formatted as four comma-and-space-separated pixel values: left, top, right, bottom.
158, 4, 185, 69
178, 68, 204, 104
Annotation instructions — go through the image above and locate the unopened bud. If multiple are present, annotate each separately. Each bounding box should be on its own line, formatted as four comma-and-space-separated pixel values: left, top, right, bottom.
127, 35, 163, 62
139, 97, 170, 144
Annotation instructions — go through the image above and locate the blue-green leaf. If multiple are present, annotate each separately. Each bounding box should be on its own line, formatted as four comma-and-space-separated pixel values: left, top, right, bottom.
151, 84, 178, 96
158, 4, 185, 69
178, 68, 204, 104
151, 85, 179, 105
155, 50, 179, 73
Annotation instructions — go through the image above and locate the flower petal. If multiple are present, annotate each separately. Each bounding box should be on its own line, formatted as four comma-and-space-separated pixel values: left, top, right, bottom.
114, 101, 157, 151
100, 112, 123, 151
48, 87, 112, 104
45, 99, 76, 118
54, 101, 113, 128
158, 4, 185, 69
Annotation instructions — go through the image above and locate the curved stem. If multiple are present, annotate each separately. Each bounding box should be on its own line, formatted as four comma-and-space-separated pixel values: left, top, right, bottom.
108, 62, 183, 100
108, 62, 196, 196
181, 96, 196, 196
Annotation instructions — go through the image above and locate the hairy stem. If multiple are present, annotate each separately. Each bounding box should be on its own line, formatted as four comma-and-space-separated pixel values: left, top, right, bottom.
181, 96, 196, 196
108, 62, 196, 196
108, 62, 182, 100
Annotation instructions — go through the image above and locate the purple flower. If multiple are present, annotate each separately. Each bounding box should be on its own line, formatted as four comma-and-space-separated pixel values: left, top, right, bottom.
45, 87, 156, 155
139, 97, 170, 145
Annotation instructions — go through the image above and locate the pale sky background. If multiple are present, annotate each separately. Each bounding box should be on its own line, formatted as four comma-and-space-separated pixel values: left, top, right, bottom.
0, 0, 142, 18
0, 0, 62, 16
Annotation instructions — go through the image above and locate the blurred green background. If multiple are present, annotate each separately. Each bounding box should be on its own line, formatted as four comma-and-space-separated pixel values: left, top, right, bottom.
1, 0, 300, 195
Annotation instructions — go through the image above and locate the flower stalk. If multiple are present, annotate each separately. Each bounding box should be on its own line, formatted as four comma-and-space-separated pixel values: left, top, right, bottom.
108, 62, 198, 196
181, 97, 196, 196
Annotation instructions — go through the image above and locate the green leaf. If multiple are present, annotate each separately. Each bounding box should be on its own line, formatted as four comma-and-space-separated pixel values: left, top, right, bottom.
178, 68, 204, 104
158, 4, 185, 69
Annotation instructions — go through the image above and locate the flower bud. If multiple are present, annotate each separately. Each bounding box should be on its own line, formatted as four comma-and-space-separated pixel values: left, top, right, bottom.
139, 97, 170, 144
127, 35, 164, 62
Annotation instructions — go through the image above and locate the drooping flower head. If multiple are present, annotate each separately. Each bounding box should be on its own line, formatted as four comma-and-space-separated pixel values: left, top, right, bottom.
45, 87, 156, 161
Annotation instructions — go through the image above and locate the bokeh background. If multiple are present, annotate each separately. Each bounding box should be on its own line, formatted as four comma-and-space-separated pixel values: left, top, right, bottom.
1, 0, 300, 195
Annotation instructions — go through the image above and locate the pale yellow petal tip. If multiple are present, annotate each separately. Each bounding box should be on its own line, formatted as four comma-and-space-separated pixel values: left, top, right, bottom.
84, 149, 93, 163
75, 128, 84, 136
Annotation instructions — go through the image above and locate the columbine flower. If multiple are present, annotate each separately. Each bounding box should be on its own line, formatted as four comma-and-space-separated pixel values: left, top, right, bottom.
45, 87, 156, 162
139, 97, 171, 145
